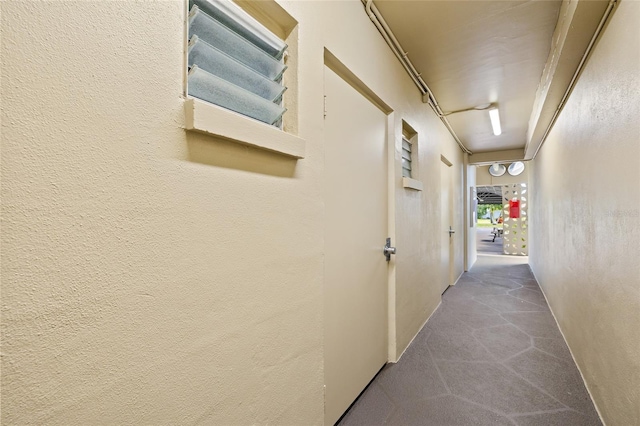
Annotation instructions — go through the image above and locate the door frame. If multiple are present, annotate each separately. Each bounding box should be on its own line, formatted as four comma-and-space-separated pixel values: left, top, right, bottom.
441, 155, 454, 293
323, 49, 396, 425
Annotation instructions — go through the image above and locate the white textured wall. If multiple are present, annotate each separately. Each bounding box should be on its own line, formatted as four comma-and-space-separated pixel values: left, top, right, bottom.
1, 1, 324, 424
529, 1, 640, 424
394, 109, 465, 358
1, 0, 464, 423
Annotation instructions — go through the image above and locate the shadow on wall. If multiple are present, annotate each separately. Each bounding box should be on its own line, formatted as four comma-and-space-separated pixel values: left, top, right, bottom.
186, 132, 298, 178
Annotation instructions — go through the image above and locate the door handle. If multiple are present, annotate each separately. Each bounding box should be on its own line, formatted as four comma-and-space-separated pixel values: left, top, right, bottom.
449, 226, 455, 236
384, 238, 396, 261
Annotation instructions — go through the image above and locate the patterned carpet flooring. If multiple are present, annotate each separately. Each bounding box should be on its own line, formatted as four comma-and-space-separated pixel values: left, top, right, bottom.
338, 255, 601, 426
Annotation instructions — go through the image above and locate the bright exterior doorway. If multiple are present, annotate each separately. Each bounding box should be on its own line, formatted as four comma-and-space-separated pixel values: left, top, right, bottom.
475, 184, 529, 256
475, 186, 505, 255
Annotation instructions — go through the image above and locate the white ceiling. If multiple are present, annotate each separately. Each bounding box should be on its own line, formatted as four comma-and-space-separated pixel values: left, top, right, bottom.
373, 0, 563, 153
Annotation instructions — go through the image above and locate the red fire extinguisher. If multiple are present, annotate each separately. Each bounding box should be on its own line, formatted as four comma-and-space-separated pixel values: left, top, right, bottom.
509, 200, 520, 219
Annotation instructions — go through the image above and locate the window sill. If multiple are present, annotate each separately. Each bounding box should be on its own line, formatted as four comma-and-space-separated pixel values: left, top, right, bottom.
402, 177, 423, 191
184, 98, 305, 159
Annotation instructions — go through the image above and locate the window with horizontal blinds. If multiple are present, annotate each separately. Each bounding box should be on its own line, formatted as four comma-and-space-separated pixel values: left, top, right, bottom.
187, 0, 288, 126
402, 137, 412, 178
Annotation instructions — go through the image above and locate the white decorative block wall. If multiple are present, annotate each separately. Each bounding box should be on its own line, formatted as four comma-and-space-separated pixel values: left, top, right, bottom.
502, 183, 528, 255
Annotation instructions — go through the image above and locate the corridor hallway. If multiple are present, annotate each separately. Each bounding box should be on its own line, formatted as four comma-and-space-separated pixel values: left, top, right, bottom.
338, 255, 601, 425
476, 227, 504, 256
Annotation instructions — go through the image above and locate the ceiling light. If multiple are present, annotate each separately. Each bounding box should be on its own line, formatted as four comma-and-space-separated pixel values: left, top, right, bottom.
508, 161, 525, 176
489, 108, 502, 136
489, 163, 506, 177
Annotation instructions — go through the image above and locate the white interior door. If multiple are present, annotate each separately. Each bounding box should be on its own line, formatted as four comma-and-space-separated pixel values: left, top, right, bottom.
441, 157, 454, 293
324, 66, 388, 425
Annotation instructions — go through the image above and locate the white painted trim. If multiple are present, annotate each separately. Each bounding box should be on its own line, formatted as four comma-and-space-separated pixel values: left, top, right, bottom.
440, 154, 453, 167
402, 177, 423, 191
387, 113, 397, 363
184, 98, 306, 158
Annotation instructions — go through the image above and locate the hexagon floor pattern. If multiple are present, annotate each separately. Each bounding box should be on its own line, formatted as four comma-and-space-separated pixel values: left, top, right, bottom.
337, 255, 602, 426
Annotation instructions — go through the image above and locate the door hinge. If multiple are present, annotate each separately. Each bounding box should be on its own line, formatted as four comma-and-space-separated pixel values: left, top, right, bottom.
323, 95, 327, 118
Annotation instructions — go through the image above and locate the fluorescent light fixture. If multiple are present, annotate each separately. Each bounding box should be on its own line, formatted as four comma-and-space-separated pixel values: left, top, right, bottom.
489, 108, 502, 136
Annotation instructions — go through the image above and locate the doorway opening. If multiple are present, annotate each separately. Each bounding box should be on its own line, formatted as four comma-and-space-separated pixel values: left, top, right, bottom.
475, 185, 504, 255
323, 62, 390, 426
474, 183, 529, 256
